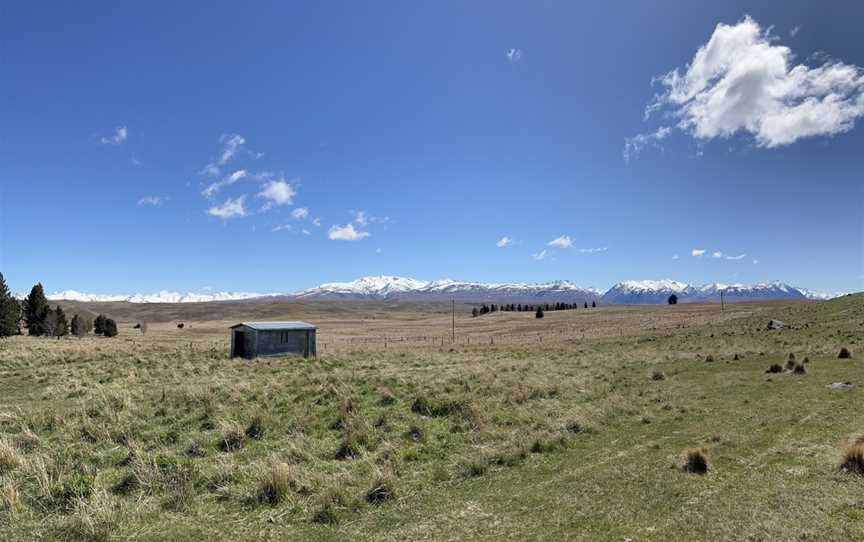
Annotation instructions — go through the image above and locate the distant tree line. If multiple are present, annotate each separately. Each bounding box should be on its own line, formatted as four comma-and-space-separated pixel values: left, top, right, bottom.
0, 275, 118, 339
472, 300, 596, 317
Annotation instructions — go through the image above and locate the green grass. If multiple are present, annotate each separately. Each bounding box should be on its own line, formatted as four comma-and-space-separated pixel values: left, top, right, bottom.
0, 294, 862, 540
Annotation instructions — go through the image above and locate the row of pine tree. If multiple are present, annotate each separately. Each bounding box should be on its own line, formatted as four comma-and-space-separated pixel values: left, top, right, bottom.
0, 274, 118, 338
472, 300, 596, 317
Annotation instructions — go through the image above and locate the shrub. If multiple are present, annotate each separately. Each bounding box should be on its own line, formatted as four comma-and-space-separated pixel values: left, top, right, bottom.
565, 419, 588, 434
792, 363, 807, 375
785, 358, 797, 370
704, 355, 714, 363
838, 347, 852, 359
682, 448, 708, 474
257, 461, 292, 505
840, 444, 864, 475
651, 370, 666, 381
765, 364, 783, 374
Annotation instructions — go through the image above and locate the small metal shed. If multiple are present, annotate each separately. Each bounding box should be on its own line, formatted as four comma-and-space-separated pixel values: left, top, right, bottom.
230, 321, 317, 359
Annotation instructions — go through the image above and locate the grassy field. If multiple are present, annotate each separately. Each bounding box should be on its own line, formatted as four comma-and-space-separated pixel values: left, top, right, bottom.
0, 294, 862, 540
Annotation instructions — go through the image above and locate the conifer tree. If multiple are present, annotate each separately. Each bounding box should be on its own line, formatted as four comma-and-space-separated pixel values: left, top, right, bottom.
52, 306, 68, 338
24, 283, 50, 336
94, 314, 107, 335
592, 301, 596, 308
0, 272, 20, 338
472, 307, 479, 318
535, 306, 544, 319
103, 318, 118, 337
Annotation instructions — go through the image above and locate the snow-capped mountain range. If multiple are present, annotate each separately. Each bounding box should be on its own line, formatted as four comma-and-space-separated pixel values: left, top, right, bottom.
19, 276, 846, 305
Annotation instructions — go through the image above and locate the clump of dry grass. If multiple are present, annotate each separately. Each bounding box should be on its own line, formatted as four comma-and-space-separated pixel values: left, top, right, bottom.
682, 448, 708, 474
257, 461, 292, 505
765, 364, 783, 374
245, 414, 265, 440
1, 480, 21, 514
366, 470, 396, 504
311, 487, 345, 524
218, 420, 246, 452
651, 370, 666, 381
379, 387, 397, 406
0, 439, 21, 473
792, 363, 807, 375
840, 443, 864, 475
838, 347, 852, 359
704, 355, 715, 363
65, 489, 119, 541
785, 358, 797, 371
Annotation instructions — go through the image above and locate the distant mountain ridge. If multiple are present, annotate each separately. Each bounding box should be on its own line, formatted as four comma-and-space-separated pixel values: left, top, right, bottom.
21, 276, 846, 304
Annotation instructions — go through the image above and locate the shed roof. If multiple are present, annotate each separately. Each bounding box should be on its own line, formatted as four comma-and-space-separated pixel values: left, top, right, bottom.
231, 321, 317, 331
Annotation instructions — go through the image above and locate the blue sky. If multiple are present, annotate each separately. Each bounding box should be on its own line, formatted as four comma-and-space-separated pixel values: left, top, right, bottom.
1, 1, 863, 295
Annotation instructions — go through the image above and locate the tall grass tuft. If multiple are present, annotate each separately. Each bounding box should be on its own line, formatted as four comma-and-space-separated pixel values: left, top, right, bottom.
257, 461, 292, 505
840, 443, 864, 475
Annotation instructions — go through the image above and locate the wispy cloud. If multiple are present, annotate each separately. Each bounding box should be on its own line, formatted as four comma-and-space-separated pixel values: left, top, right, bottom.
291, 207, 309, 220
506, 48, 523, 64
672, 254, 680, 260
578, 247, 608, 254
623, 126, 671, 162
328, 223, 370, 241
789, 25, 801, 37
725, 253, 746, 260
206, 196, 246, 219
496, 236, 513, 248
628, 16, 864, 159
201, 134, 246, 176
712, 251, 724, 259
137, 195, 166, 206
202, 169, 247, 198
692, 249, 706, 257
271, 224, 293, 233
311, 217, 322, 227
100, 126, 127, 145
547, 235, 573, 249
531, 249, 548, 261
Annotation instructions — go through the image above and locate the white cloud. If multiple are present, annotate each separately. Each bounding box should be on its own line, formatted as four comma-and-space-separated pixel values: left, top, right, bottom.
712, 251, 724, 259
137, 195, 165, 206
692, 249, 706, 257
672, 254, 680, 260
506, 48, 523, 64
202, 169, 247, 198
353, 210, 369, 227
623, 126, 671, 162
578, 247, 608, 254
291, 207, 309, 220
531, 249, 548, 261
789, 26, 800, 38
375, 248, 382, 254
201, 134, 246, 176
496, 236, 513, 248
100, 126, 127, 145
726, 253, 747, 260
257, 179, 296, 207
206, 196, 246, 219
311, 217, 322, 227
547, 235, 573, 249
629, 16, 864, 158
301, 228, 311, 235
328, 223, 370, 241
271, 224, 293, 233
753, 259, 759, 265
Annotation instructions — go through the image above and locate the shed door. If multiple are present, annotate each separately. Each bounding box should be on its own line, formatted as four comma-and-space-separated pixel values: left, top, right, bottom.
234, 331, 246, 357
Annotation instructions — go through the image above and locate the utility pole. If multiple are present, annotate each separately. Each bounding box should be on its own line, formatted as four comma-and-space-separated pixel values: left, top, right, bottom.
720, 290, 725, 312
451, 298, 455, 343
